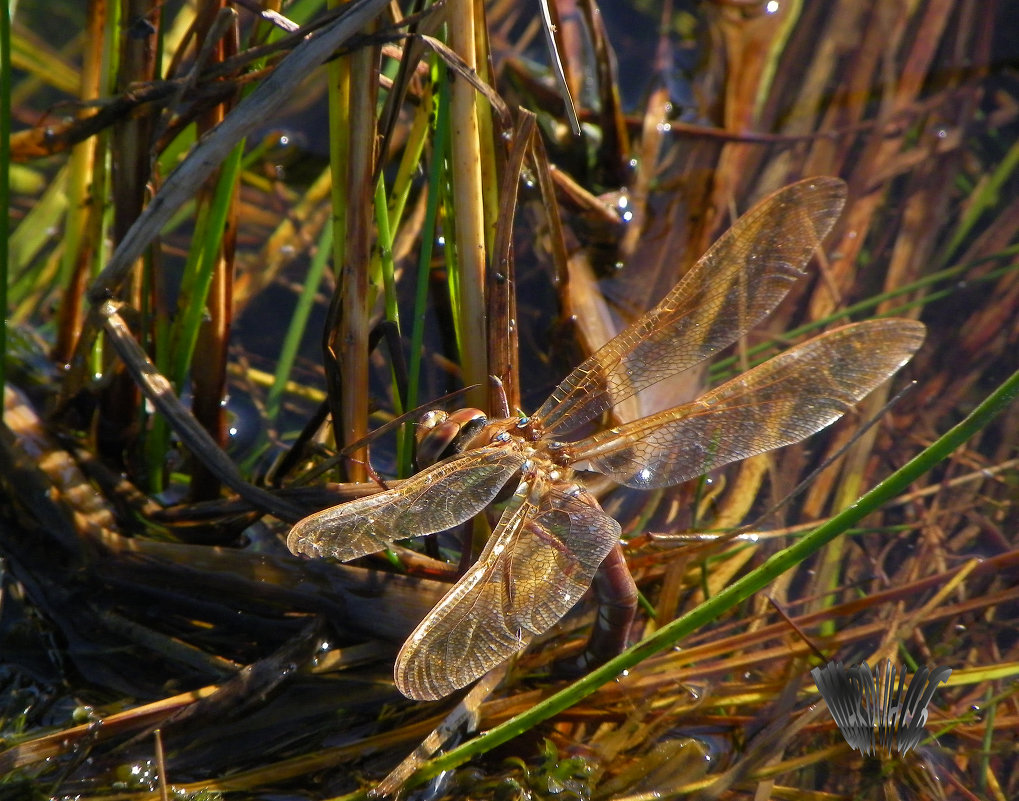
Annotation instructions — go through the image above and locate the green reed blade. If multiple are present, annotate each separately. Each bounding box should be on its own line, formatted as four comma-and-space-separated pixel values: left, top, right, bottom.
170, 141, 244, 390
266, 223, 334, 425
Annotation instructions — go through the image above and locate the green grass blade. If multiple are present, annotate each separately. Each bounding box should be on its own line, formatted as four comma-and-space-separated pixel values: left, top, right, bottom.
171, 141, 244, 389
266, 223, 334, 424
374, 173, 401, 339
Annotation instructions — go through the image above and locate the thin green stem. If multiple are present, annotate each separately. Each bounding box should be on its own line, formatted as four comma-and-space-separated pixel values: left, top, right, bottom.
374, 173, 401, 338
171, 141, 245, 390
266, 223, 334, 424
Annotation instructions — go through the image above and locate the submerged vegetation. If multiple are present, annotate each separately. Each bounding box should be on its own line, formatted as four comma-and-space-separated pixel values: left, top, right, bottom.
1, 0, 1018, 798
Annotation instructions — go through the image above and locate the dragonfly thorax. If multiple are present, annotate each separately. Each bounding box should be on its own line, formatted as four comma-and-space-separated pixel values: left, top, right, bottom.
542, 438, 573, 469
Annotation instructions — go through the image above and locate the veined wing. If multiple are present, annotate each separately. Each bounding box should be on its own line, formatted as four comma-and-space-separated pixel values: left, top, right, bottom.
571, 319, 925, 488
395, 475, 622, 700
535, 177, 847, 437
286, 446, 526, 561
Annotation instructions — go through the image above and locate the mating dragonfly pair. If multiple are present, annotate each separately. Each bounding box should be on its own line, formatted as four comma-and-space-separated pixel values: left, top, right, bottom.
288, 177, 925, 701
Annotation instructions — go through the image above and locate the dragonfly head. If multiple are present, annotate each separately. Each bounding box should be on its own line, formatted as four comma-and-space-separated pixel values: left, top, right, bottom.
415, 407, 489, 467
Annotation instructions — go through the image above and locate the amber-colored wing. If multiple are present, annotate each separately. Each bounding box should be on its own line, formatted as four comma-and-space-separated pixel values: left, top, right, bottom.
571, 319, 925, 488
394, 476, 621, 700
286, 446, 526, 561
535, 177, 848, 437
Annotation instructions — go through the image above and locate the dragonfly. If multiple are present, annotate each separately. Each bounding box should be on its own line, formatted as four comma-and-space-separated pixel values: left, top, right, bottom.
287, 177, 926, 701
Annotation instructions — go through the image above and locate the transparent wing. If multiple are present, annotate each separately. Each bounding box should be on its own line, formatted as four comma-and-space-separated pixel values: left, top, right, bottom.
394, 476, 621, 700
571, 319, 925, 488
286, 446, 526, 561
535, 177, 847, 437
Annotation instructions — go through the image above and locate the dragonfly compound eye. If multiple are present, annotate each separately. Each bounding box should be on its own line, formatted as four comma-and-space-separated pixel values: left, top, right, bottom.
415, 408, 489, 467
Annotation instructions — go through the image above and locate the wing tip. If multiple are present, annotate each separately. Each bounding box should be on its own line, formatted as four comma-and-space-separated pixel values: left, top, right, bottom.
869, 317, 928, 359
286, 521, 314, 557
394, 657, 451, 701
794, 174, 848, 201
